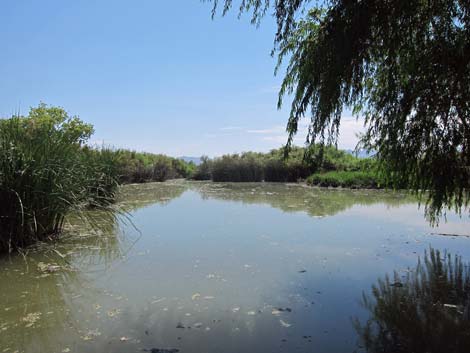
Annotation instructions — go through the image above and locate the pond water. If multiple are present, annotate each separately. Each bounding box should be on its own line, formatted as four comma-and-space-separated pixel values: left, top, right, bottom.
1, 181, 469, 353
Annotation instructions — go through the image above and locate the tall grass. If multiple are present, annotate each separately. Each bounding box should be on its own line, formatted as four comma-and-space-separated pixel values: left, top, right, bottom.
191, 146, 375, 183
0, 104, 119, 253
211, 155, 264, 182
114, 150, 195, 183
307, 170, 384, 188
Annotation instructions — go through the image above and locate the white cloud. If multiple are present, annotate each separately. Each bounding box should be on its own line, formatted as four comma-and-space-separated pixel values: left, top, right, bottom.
337, 117, 366, 150
246, 116, 365, 150
262, 135, 287, 142
219, 126, 243, 131
247, 125, 286, 134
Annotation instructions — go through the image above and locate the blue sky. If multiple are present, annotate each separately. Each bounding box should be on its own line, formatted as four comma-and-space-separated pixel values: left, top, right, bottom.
0, 0, 363, 157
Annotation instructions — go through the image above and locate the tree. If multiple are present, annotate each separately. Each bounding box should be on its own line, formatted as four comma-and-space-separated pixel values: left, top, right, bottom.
208, 0, 470, 221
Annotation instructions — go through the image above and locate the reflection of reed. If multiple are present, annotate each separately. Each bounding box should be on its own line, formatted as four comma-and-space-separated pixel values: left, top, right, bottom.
0, 251, 97, 353
61, 211, 127, 271
354, 248, 470, 353
117, 181, 188, 212
115, 180, 414, 218
192, 182, 414, 217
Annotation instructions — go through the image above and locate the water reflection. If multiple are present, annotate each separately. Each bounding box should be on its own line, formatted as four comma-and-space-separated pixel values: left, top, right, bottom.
192, 182, 414, 217
1, 182, 469, 353
117, 180, 188, 211
355, 248, 470, 353
0, 211, 126, 352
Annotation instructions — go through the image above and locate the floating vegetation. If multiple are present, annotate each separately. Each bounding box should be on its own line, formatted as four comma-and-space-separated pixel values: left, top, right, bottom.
22, 312, 41, 328
80, 328, 101, 341
106, 308, 121, 318
37, 262, 62, 273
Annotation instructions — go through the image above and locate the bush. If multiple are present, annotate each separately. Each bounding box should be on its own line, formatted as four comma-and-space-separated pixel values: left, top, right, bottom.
263, 159, 289, 182
211, 155, 263, 182
192, 156, 212, 180
192, 146, 368, 183
0, 104, 118, 253
113, 150, 195, 183
307, 171, 383, 189
153, 157, 173, 182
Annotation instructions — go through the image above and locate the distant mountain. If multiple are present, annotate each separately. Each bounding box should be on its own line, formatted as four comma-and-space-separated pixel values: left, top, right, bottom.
345, 149, 376, 158
179, 156, 202, 165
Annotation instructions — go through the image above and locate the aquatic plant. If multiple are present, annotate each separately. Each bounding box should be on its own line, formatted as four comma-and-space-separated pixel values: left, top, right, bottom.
192, 146, 376, 183
0, 104, 119, 253
211, 154, 264, 182
354, 248, 470, 353
307, 171, 383, 189
192, 156, 212, 181
113, 150, 195, 183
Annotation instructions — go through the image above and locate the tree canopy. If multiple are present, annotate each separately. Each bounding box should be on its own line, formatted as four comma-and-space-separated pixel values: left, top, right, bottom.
208, 0, 470, 220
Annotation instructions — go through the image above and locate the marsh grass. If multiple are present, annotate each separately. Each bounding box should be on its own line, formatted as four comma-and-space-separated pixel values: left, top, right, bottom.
115, 150, 195, 183
193, 146, 378, 183
307, 170, 384, 188
0, 105, 119, 253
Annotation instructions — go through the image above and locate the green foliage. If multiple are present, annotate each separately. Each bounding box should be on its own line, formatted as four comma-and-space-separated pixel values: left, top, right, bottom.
0, 104, 118, 253
192, 145, 372, 182
307, 171, 383, 189
192, 156, 213, 180
355, 248, 470, 353
210, 0, 470, 220
211, 154, 264, 182
113, 150, 195, 183
81, 147, 122, 206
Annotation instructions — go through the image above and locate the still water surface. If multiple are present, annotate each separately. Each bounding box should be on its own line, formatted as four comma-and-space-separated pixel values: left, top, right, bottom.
1, 181, 469, 353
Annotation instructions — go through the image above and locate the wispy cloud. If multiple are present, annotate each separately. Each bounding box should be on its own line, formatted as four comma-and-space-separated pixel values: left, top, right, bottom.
219, 126, 243, 131
246, 125, 286, 134
262, 135, 286, 142
246, 116, 365, 150
337, 117, 365, 150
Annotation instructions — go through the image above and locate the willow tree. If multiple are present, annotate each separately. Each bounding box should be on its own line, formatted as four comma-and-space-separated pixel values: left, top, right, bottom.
208, 0, 470, 220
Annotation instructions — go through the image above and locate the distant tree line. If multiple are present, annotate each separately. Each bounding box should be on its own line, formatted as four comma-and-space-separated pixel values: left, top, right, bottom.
192, 146, 380, 186
110, 149, 196, 184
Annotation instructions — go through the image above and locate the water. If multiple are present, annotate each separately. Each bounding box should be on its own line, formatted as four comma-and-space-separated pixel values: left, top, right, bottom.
1, 181, 469, 353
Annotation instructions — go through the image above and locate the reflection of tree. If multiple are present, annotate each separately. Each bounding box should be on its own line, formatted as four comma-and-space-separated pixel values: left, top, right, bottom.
117, 181, 188, 212
114, 180, 414, 218
354, 248, 470, 353
0, 207, 132, 352
0, 253, 93, 352
192, 182, 414, 217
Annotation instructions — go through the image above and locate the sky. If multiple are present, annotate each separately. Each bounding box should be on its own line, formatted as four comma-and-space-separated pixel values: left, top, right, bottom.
0, 0, 364, 157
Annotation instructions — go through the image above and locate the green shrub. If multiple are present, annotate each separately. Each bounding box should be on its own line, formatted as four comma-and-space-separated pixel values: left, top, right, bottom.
210, 154, 264, 182
113, 150, 195, 183
192, 156, 212, 180
153, 157, 173, 182
192, 146, 370, 183
307, 171, 384, 189
263, 159, 289, 182
0, 104, 118, 252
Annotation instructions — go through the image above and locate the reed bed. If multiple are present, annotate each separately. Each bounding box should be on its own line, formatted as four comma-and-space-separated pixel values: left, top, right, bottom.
0, 104, 119, 253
